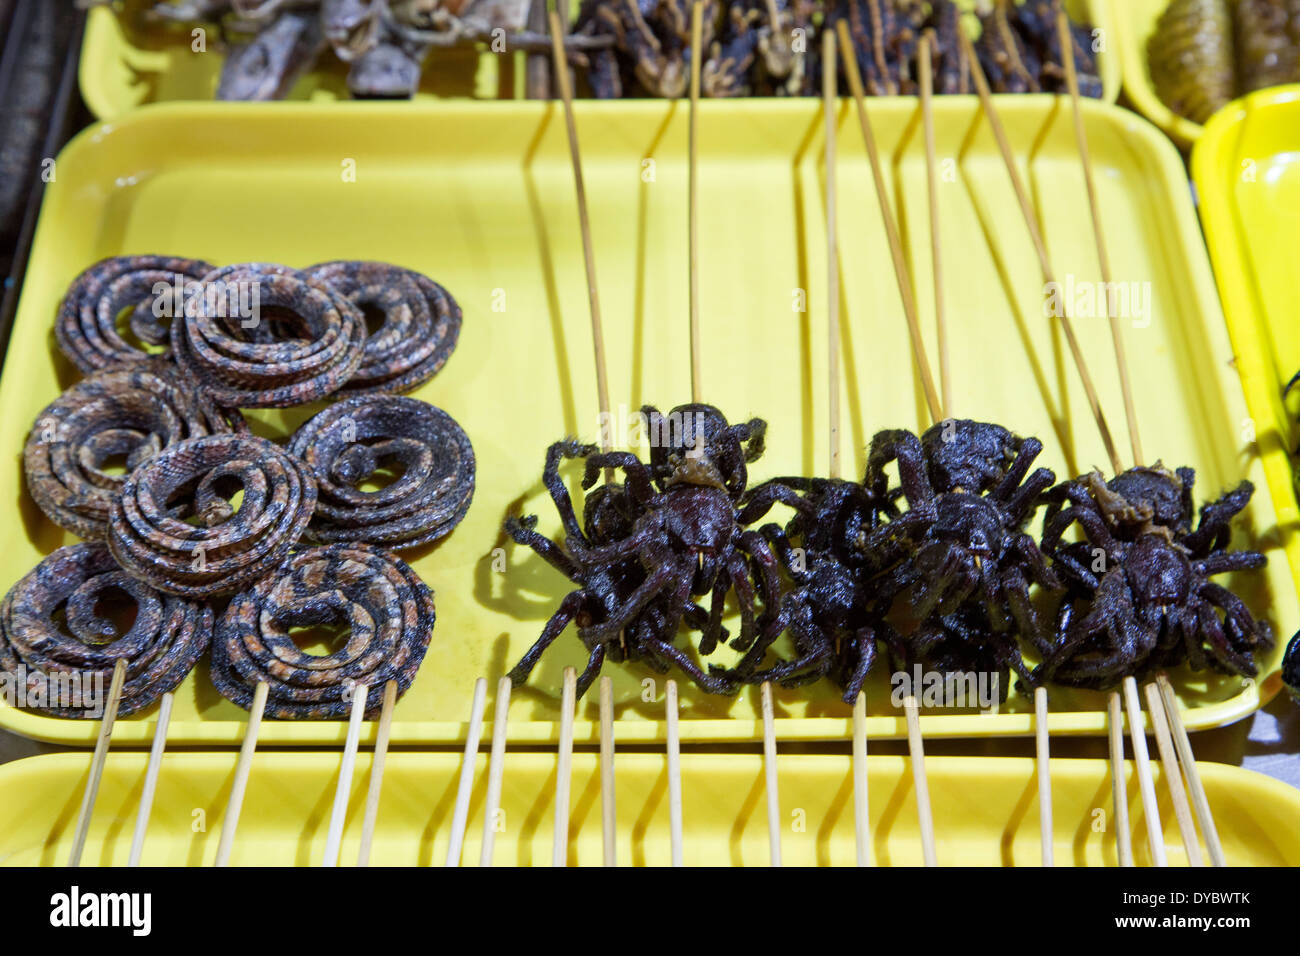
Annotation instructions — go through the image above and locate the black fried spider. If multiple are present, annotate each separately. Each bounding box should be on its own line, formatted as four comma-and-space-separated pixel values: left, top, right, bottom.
722, 475, 890, 700
505, 440, 725, 697
1037, 465, 1274, 689
1284, 631, 1300, 702
859, 419, 1060, 693
505, 404, 780, 697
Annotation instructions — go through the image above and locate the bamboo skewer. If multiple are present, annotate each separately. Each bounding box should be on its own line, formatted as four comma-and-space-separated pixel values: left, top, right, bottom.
760, 680, 782, 866
479, 676, 512, 867
1034, 686, 1054, 867
903, 695, 937, 866
1158, 674, 1226, 866
357, 680, 398, 867
918, 33, 951, 415
836, 20, 943, 425
67, 658, 127, 868
824, 26, 842, 478
600, 674, 616, 867
957, 29, 1121, 476
1122, 676, 1168, 866
852, 691, 869, 866
689, 0, 704, 403
548, 9, 612, 457
445, 677, 488, 867
666, 679, 684, 866
1143, 681, 1203, 866
127, 689, 172, 868
1056, 10, 1141, 468
553, 665, 577, 867
323, 682, 369, 867
215, 680, 268, 867
825, 29, 869, 869
836, 19, 941, 866
1108, 691, 1134, 866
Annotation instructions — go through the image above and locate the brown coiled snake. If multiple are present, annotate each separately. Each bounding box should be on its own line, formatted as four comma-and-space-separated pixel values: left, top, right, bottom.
24, 360, 245, 540
54, 256, 215, 373
0, 543, 212, 717
169, 263, 367, 408
208, 543, 435, 719
288, 395, 475, 549
307, 260, 461, 395
108, 433, 317, 599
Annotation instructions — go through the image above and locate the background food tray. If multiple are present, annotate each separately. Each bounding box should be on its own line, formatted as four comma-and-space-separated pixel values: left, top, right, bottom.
0, 98, 1290, 747
1112, 0, 1214, 145
2, 751, 1293, 866
80, 0, 1120, 120
1194, 86, 1300, 618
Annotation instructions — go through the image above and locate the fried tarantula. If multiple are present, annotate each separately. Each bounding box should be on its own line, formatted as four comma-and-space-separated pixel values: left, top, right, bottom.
1037, 465, 1274, 689
505, 404, 780, 696
506, 440, 725, 696
859, 420, 1060, 694
724, 475, 891, 700
1284, 630, 1300, 701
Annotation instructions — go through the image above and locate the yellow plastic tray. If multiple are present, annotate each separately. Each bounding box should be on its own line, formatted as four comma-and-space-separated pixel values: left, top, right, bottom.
1, 98, 1290, 747
1193, 87, 1300, 632
2, 751, 1293, 865
1112, 0, 1208, 145
80, 0, 1119, 120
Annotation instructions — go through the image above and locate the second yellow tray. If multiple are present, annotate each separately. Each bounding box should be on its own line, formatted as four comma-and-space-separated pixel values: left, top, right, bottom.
4, 751, 1293, 866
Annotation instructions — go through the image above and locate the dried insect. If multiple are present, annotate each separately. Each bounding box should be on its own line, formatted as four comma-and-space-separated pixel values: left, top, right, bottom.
505, 405, 781, 696
859, 420, 1059, 694
1147, 0, 1234, 124
1037, 465, 1274, 689
729, 475, 891, 699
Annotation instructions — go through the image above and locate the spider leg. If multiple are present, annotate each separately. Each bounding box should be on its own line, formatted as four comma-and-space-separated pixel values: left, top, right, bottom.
1041, 502, 1118, 560
567, 512, 661, 565
581, 451, 657, 504
866, 428, 935, 514
575, 642, 608, 698
1183, 481, 1254, 555
506, 590, 585, 687
1002, 466, 1056, 526
738, 479, 815, 525
643, 636, 739, 694
504, 515, 582, 580
1199, 581, 1272, 657
543, 439, 598, 541
698, 569, 731, 657
720, 549, 759, 652
990, 437, 1045, 504
839, 625, 879, 704
578, 547, 681, 642
1195, 550, 1266, 576
758, 522, 809, 585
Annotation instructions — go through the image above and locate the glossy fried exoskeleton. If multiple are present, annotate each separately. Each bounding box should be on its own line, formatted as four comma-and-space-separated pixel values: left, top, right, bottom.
725, 476, 891, 700
505, 440, 727, 697
1284, 631, 1300, 701
1037, 465, 1274, 689
505, 404, 780, 697
861, 420, 1060, 693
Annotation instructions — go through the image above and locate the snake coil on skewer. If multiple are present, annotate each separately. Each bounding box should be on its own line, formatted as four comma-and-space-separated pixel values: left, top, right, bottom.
24, 360, 245, 540
307, 260, 461, 394
0, 543, 212, 717
55, 255, 215, 373
288, 395, 475, 550
107, 433, 317, 598
209, 543, 435, 719
170, 262, 367, 408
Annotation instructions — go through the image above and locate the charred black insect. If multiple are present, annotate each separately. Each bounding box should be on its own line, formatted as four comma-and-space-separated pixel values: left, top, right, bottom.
1037, 465, 1274, 689
1284, 631, 1300, 701
724, 475, 891, 699
858, 419, 1060, 695
505, 440, 727, 696
505, 405, 780, 696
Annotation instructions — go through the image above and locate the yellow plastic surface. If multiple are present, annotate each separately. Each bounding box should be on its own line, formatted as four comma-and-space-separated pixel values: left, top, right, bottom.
1, 98, 1290, 747
79, 0, 1119, 120
1113, 0, 1221, 145
1, 751, 1293, 865
1193, 87, 1300, 649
